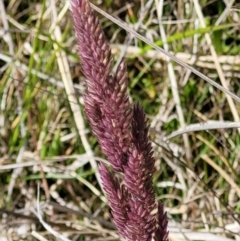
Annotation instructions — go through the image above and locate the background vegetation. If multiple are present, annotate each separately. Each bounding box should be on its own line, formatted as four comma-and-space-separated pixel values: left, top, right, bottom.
0, 0, 240, 240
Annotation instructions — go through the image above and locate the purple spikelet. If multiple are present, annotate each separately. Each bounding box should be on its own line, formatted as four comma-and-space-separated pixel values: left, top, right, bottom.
122, 104, 156, 240
155, 202, 169, 241
99, 163, 129, 237
71, 0, 131, 173
70, 0, 169, 240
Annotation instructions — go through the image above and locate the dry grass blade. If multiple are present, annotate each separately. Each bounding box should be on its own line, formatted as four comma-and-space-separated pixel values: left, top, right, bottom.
31, 231, 49, 241
90, 3, 240, 103
201, 154, 240, 197
33, 184, 72, 241
166, 121, 240, 140
155, 0, 191, 161
168, 224, 236, 241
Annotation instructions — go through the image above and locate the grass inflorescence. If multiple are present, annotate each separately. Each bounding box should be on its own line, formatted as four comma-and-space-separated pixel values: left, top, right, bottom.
0, 0, 240, 240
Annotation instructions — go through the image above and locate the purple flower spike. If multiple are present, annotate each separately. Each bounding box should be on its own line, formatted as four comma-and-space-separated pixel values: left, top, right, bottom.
122, 104, 157, 240
71, 0, 132, 173
99, 163, 129, 238
70, 0, 169, 240
155, 202, 169, 241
